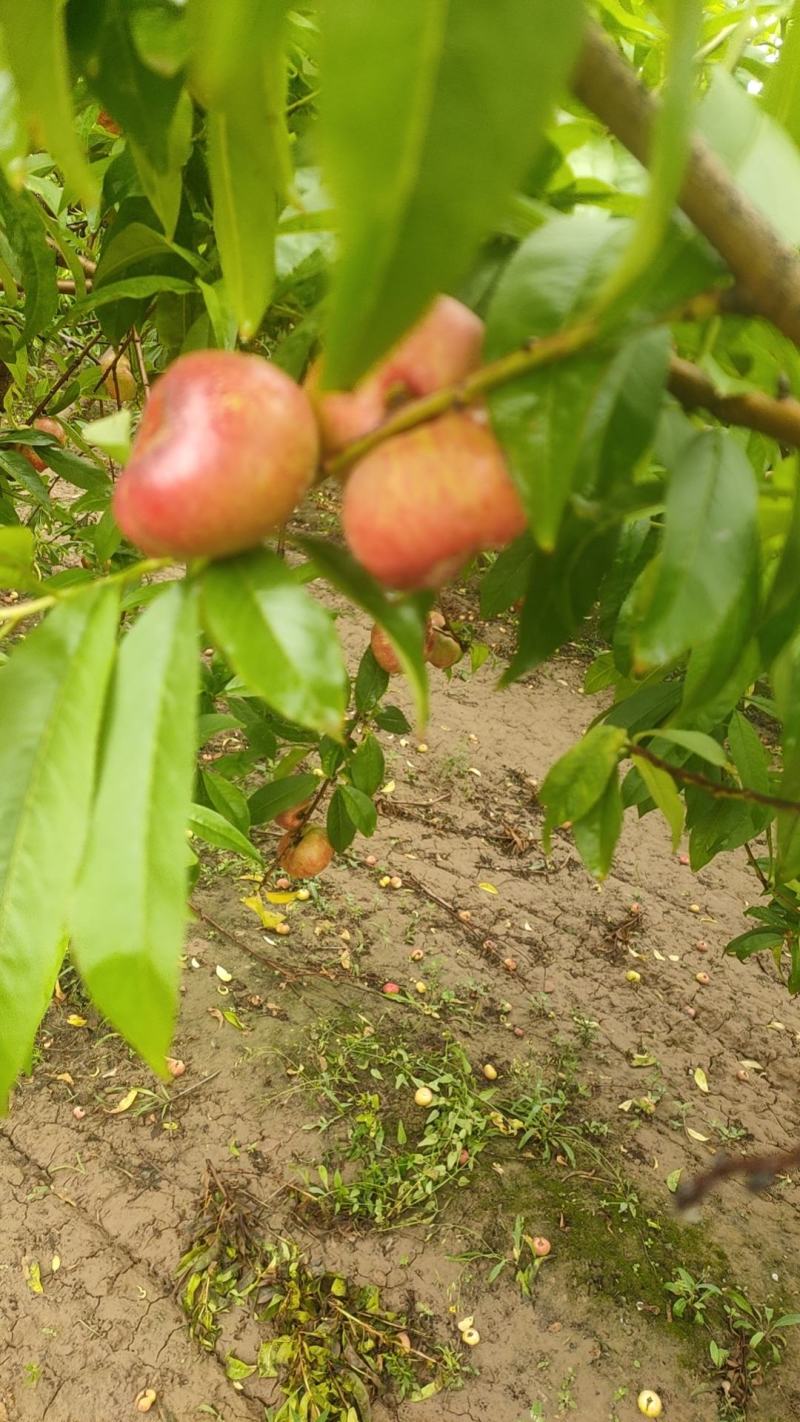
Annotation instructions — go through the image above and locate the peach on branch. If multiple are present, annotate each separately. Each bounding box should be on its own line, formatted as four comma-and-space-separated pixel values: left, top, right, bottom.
307, 295, 484, 457
113, 350, 319, 559
342, 410, 525, 590
278, 826, 334, 879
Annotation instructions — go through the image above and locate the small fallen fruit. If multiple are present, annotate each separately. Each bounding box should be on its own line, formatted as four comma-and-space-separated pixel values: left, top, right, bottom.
410, 948, 424, 962
482, 1063, 498, 1081
679, 852, 690, 865
379, 875, 391, 888
695, 971, 710, 986
683, 1005, 697, 1019
625, 970, 641, 984
736, 1068, 749, 1083
695, 939, 708, 952
630, 902, 641, 914
415, 980, 427, 994
365, 854, 378, 867
426, 628, 464, 670
532, 1237, 551, 1257
275, 876, 291, 890
72, 1106, 86, 1120
513, 1026, 525, 1038
461, 1328, 481, 1347
414, 1086, 434, 1108
459, 1148, 470, 1166
637, 1390, 662, 1418
276, 922, 291, 936
135, 1391, 157, 1415
457, 1315, 474, 1334
503, 956, 518, 973
689, 903, 701, 913
383, 982, 400, 995
457, 909, 471, 923
165, 1057, 186, 1078
297, 888, 311, 901
389, 875, 403, 890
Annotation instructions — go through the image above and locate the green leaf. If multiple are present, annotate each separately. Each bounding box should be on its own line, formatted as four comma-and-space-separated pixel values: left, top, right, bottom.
697, 67, 800, 244
340, 784, 377, 837
0, 587, 119, 1111
296, 536, 428, 729
66, 0, 186, 174
633, 431, 759, 672
0, 525, 36, 589
633, 756, 685, 850
540, 724, 626, 848
571, 773, 623, 880
354, 646, 389, 715
591, 0, 702, 316
319, 0, 585, 386
374, 704, 411, 735
636, 729, 728, 769
248, 772, 318, 827
727, 710, 770, 797
0, 179, 57, 345
188, 802, 260, 865
202, 550, 347, 739
349, 735, 385, 797
189, 0, 291, 340
71, 584, 199, 1076
72, 274, 197, 313
82, 409, 132, 465
128, 89, 193, 239
200, 768, 251, 835
486, 213, 628, 548
763, 4, 800, 147
726, 928, 785, 962
479, 537, 534, 619
0, 0, 96, 203
771, 631, 800, 879
0, 31, 25, 182
327, 786, 357, 853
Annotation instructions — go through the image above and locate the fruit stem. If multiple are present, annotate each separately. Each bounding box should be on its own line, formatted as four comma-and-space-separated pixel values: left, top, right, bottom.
325, 318, 598, 477
0, 556, 174, 626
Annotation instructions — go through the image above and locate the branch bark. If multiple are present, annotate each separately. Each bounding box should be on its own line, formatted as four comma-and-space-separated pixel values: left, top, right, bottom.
667, 355, 800, 446
572, 21, 800, 349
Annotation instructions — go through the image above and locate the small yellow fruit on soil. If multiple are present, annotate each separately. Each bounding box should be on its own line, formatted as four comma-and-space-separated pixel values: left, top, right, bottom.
135, 1391, 157, 1415
482, 1063, 498, 1081
625, 970, 641, 984
415, 980, 427, 994
637, 1391, 662, 1418
389, 875, 403, 889
696, 971, 710, 985
276, 922, 291, 936
379, 875, 391, 888
414, 1086, 434, 1108
462, 1328, 481, 1347
297, 888, 311, 901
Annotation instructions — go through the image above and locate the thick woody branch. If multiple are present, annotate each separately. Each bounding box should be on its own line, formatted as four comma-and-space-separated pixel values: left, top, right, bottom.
572, 21, 800, 349
667, 355, 800, 446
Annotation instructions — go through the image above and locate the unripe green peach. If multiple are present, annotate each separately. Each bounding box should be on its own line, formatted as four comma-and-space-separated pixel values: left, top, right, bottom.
427, 628, 463, 669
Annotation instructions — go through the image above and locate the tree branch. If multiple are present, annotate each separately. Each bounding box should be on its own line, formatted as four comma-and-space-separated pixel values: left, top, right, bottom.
572, 20, 800, 349
667, 355, 800, 446
630, 743, 800, 815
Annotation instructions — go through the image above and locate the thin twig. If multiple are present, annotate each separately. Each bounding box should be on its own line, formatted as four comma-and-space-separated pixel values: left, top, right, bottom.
30, 330, 102, 420
667, 356, 800, 446
132, 326, 150, 395
630, 743, 800, 814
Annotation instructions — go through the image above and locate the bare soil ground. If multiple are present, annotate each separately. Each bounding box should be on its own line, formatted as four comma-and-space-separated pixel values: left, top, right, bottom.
3, 596, 800, 1422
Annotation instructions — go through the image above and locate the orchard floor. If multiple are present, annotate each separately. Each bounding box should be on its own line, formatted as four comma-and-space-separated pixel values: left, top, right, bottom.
4, 601, 800, 1422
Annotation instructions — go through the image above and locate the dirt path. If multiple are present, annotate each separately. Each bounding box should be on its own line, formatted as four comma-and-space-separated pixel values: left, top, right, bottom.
3, 609, 800, 1422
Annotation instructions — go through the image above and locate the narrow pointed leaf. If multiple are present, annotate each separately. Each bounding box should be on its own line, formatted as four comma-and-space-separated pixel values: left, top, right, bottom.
320, 0, 585, 386
0, 0, 96, 203
71, 584, 199, 1074
0, 587, 119, 1110
203, 550, 348, 738
187, 803, 260, 865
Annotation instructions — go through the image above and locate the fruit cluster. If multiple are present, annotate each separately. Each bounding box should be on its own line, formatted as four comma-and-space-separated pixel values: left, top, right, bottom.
110, 295, 526, 585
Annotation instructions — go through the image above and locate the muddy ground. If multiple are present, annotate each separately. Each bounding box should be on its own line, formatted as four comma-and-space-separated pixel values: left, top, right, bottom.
3, 587, 800, 1422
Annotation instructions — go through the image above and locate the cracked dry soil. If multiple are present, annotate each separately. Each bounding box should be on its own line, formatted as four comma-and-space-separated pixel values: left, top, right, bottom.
3, 600, 800, 1422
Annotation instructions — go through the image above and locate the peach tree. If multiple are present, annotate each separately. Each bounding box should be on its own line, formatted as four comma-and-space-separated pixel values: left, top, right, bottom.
1, 0, 800, 1106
